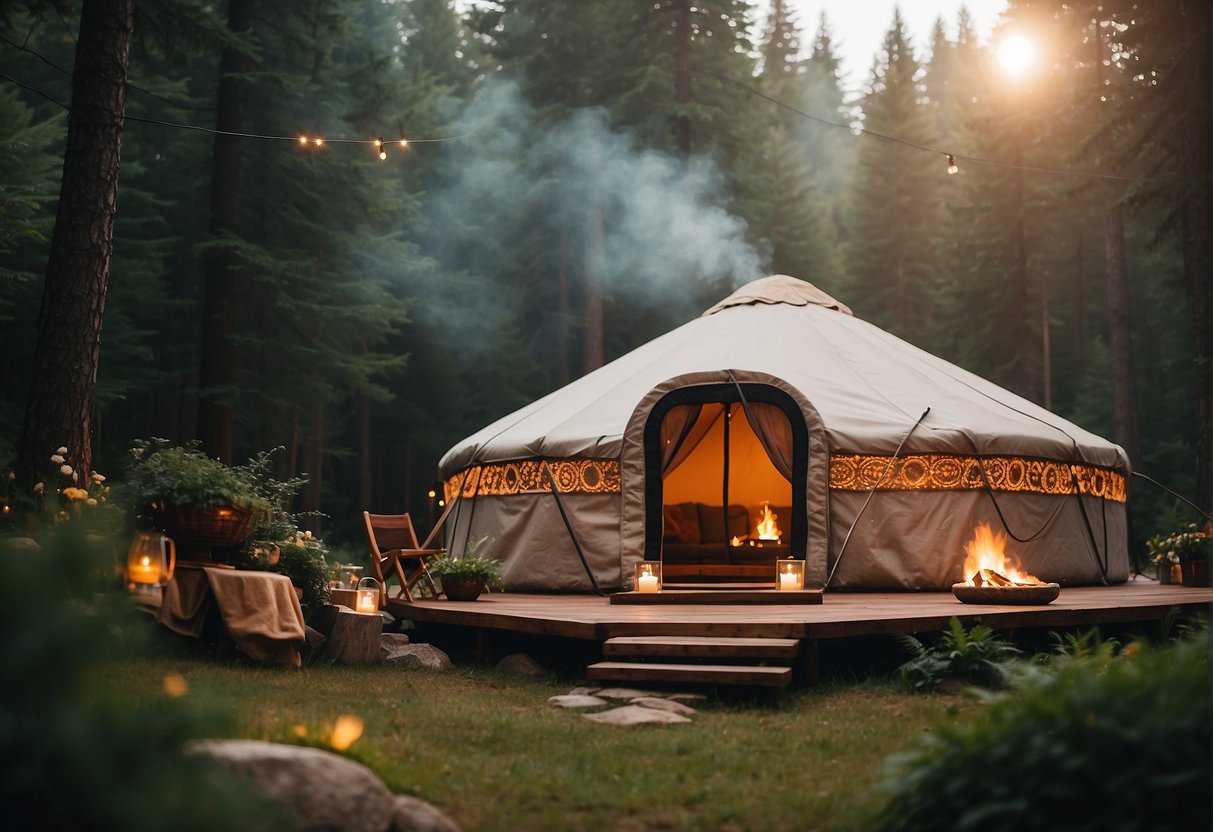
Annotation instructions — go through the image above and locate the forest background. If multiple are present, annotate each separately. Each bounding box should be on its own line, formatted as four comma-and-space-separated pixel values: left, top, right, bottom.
1, 0, 1209, 557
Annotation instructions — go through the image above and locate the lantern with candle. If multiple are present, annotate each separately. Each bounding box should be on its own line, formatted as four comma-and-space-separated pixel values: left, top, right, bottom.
355, 576, 380, 614
775, 558, 804, 591
634, 561, 662, 593
127, 531, 176, 591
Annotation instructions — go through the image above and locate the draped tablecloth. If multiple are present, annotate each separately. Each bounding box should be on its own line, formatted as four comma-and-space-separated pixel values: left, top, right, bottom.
159, 566, 306, 666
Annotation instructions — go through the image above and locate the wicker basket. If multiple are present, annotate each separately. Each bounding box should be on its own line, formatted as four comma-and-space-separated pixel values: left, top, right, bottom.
155, 505, 253, 550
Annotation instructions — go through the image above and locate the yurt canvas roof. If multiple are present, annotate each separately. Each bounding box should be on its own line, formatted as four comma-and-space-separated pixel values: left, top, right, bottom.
440, 275, 1126, 475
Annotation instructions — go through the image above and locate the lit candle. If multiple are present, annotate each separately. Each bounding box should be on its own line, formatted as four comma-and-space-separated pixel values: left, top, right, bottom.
131, 554, 158, 585
779, 572, 798, 591
355, 589, 378, 613
637, 574, 660, 593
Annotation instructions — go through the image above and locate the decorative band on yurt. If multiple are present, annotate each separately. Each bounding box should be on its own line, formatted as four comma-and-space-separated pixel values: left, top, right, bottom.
443, 459, 621, 501
828, 453, 1126, 503
444, 454, 1126, 503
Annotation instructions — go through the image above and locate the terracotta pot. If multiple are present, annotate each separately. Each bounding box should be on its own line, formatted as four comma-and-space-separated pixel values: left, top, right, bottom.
1181, 560, 1210, 587
441, 575, 485, 602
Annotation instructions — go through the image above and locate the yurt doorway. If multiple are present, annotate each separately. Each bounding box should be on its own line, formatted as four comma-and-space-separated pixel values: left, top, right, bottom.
642, 383, 808, 582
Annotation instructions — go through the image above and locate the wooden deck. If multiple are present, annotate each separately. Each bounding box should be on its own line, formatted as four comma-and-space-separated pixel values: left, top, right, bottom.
387, 578, 1213, 642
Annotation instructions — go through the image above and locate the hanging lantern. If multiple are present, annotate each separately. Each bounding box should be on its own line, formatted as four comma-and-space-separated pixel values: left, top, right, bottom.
127, 532, 176, 591
355, 576, 381, 613
634, 561, 662, 593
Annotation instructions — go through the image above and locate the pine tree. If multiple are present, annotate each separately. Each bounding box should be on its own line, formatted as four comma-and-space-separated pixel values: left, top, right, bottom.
15, 0, 136, 492
844, 10, 939, 339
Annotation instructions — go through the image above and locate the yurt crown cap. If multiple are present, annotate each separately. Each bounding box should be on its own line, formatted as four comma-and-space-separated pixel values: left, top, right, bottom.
702, 274, 853, 317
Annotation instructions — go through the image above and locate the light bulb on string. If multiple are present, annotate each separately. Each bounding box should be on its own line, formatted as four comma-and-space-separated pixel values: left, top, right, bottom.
374, 137, 387, 161
399, 138, 409, 148
313, 137, 325, 147
298, 135, 308, 146
946, 154, 959, 175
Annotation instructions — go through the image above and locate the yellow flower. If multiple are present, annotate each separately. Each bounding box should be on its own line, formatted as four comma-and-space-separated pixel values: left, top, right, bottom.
33, 482, 45, 494
62, 487, 89, 502
86, 498, 97, 506
329, 715, 364, 751
163, 673, 189, 698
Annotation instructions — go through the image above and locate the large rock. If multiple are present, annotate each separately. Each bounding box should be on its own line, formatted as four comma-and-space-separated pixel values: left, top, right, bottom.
582, 706, 691, 726
494, 653, 545, 678
382, 643, 453, 671
380, 632, 411, 656
390, 795, 460, 832
189, 739, 394, 832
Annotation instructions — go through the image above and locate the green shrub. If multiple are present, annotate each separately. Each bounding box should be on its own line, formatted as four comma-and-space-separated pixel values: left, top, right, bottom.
894, 617, 1021, 692
875, 636, 1211, 832
122, 439, 268, 515
0, 528, 289, 831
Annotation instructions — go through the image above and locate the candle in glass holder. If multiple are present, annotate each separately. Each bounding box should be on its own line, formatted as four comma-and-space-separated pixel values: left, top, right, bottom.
634, 562, 661, 593
355, 589, 377, 613
775, 558, 804, 591
355, 576, 381, 613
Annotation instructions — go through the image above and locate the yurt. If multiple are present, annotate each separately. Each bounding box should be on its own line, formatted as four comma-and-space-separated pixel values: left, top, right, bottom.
438, 275, 1130, 592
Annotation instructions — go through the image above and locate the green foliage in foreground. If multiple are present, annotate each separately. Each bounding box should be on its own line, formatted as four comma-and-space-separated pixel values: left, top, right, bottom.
876, 635, 1211, 832
0, 530, 287, 831
895, 617, 1022, 691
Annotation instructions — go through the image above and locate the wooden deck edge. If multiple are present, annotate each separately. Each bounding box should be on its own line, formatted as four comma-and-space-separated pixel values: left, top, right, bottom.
610, 589, 824, 605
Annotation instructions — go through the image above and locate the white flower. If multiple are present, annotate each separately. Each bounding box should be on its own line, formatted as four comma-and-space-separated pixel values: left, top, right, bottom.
60, 464, 73, 476
50, 454, 64, 464
91, 472, 106, 483
72, 471, 78, 482
56, 446, 67, 454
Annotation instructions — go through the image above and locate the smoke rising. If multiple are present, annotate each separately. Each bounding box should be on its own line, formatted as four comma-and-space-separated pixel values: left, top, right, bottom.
417, 80, 766, 326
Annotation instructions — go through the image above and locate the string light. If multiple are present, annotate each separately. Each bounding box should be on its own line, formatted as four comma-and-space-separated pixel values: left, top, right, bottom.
399, 138, 409, 148
374, 138, 387, 161
947, 154, 959, 175
313, 137, 325, 147
298, 135, 308, 145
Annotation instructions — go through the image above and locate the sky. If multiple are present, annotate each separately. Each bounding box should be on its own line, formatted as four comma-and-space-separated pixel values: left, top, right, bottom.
764, 1, 1009, 89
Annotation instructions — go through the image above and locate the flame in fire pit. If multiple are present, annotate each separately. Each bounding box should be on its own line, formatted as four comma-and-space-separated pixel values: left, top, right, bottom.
962, 522, 1042, 586
756, 501, 781, 541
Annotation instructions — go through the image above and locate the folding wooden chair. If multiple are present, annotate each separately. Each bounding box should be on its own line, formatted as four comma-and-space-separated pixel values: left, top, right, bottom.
361, 511, 445, 604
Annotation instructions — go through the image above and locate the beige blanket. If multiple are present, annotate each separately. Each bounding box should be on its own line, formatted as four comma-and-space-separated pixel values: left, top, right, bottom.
159, 567, 306, 667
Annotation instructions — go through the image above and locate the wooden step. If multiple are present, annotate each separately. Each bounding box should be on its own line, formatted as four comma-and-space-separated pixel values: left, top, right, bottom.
586, 661, 791, 688
603, 636, 800, 661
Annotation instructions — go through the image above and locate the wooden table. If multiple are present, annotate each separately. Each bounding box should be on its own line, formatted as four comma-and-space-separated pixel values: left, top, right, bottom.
159, 566, 306, 666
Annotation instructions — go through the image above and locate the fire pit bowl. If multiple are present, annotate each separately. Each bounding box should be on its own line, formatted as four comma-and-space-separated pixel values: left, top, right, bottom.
952, 582, 1061, 605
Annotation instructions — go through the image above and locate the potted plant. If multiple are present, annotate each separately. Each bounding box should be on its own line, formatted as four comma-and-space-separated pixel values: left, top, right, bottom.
1148, 524, 1212, 587
428, 538, 503, 601
123, 439, 268, 561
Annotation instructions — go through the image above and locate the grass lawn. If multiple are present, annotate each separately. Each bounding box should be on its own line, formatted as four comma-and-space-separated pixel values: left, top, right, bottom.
89, 650, 984, 832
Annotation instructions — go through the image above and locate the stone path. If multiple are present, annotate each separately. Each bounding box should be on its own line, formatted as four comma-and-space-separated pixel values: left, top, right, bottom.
548, 685, 705, 726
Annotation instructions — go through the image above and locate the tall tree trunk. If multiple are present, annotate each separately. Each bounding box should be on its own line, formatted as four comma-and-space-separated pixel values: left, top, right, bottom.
582, 201, 604, 374
1182, 0, 1212, 511
15, 0, 135, 490
359, 391, 372, 511
1012, 151, 1036, 401
674, 0, 692, 160
1041, 283, 1052, 411
1074, 234, 1087, 366
1105, 201, 1140, 466
197, 0, 254, 464
301, 402, 324, 534
556, 215, 571, 387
